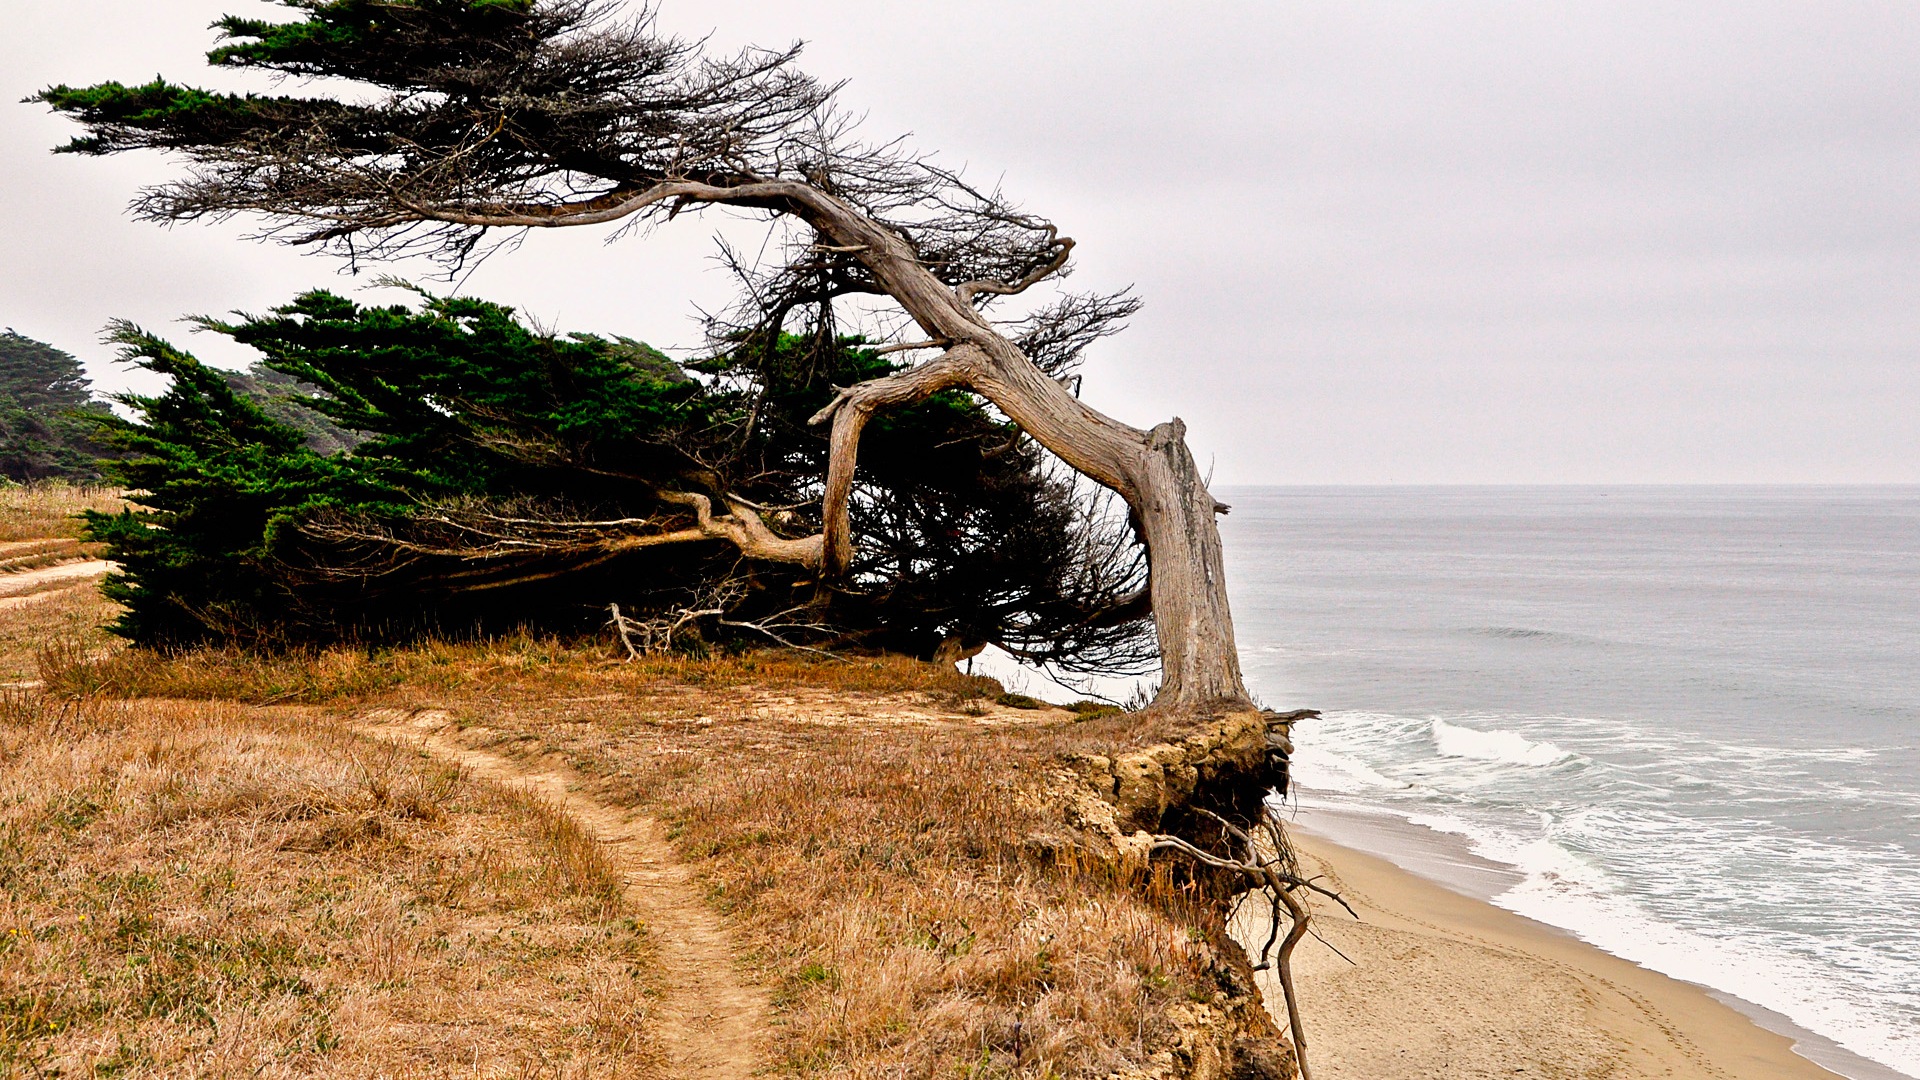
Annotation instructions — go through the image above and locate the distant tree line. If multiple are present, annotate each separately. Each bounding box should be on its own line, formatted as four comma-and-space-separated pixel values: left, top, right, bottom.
0, 328, 118, 483
0, 326, 354, 485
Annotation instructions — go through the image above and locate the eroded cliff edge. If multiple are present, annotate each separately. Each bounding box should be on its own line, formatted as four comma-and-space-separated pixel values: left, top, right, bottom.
1045, 708, 1316, 1080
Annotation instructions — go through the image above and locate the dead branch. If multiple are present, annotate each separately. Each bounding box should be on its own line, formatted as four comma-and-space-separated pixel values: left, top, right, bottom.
607, 587, 834, 660
716, 608, 847, 661
656, 490, 823, 568
955, 228, 1074, 305
608, 602, 645, 659
868, 338, 950, 355
607, 600, 725, 657
302, 491, 822, 580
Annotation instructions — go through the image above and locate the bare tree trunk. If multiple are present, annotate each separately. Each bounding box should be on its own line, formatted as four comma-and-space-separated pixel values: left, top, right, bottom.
1134, 418, 1247, 710
785, 183, 1248, 711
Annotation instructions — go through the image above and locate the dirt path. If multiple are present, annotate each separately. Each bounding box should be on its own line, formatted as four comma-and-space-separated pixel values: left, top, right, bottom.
357, 707, 770, 1080
0, 558, 112, 598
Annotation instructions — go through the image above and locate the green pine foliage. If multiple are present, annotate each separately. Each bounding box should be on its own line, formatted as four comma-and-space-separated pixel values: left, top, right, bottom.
85, 289, 1152, 672
0, 329, 117, 483
31, 0, 688, 176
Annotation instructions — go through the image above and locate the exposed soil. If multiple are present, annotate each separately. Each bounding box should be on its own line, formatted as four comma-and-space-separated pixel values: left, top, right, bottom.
0, 558, 112, 607
357, 706, 772, 1080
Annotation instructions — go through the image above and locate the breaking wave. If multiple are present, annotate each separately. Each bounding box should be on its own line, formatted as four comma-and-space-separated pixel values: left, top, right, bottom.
1430, 718, 1573, 767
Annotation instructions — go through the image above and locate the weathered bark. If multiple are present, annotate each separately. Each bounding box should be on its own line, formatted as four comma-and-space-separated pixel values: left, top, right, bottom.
775, 185, 1248, 712
417, 177, 1249, 711
656, 491, 824, 568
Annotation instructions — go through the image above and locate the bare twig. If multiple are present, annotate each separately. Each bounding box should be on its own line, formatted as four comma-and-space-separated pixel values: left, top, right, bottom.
608, 603, 643, 660
868, 338, 949, 355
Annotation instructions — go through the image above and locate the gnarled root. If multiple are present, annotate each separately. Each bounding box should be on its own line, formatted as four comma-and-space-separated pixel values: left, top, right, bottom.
1149, 807, 1355, 1080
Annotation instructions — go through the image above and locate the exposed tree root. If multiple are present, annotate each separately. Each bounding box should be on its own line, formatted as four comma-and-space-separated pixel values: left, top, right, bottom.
1151, 807, 1355, 1080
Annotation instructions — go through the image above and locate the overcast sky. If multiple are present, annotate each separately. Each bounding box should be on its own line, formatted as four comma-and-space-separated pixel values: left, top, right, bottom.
3, 1, 1916, 483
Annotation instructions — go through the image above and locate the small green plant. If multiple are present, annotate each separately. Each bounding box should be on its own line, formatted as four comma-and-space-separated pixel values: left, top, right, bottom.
796, 963, 838, 986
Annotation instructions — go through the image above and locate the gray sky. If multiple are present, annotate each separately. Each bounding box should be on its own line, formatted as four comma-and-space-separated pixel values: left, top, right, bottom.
3, 1, 1917, 483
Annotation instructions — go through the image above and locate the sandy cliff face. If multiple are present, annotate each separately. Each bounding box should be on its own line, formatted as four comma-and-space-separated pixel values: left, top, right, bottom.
1050, 709, 1313, 1080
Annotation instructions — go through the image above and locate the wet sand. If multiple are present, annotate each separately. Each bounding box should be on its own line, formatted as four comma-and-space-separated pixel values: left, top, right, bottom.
1231, 826, 1844, 1080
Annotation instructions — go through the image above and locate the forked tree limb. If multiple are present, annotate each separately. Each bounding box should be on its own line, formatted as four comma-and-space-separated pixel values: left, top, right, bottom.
806, 346, 983, 574
656, 490, 823, 568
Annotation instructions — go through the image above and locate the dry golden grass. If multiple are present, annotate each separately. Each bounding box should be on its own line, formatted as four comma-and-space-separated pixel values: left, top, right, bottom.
47, 635, 1005, 708
38, 627, 1254, 1078
649, 727, 1225, 1080
355, 668, 1243, 1080
7, 502, 1263, 1080
0, 539, 87, 575
0, 581, 121, 683
0, 485, 122, 543
0, 694, 662, 1079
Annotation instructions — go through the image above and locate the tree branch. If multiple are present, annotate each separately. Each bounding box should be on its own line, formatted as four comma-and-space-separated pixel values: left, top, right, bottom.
656, 489, 823, 568
805, 345, 984, 574
869, 338, 949, 355
955, 230, 1074, 305
399, 178, 808, 229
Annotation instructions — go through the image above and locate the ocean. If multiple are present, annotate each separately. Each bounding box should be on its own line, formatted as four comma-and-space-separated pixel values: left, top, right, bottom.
1217, 486, 1920, 1080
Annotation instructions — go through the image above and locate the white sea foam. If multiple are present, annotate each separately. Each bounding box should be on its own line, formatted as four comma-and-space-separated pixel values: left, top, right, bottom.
1342, 799, 1920, 1078
1289, 709, 1920, 1078
1288, 743, 1405, 793
1429, 717, 1573, 767
1486, 833, 1920, 1077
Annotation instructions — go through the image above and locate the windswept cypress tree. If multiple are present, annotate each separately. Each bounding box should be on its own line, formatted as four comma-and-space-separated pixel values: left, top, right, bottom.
86, 288, 1153, 675
37, 0, 1246, 709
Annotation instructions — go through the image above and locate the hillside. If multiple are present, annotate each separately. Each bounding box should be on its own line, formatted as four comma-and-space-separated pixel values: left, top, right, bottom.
0, 487, 1299, 1080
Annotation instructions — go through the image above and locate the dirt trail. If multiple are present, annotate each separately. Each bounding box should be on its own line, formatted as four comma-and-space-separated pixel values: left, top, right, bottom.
0, 558, 112, 598
357, 707, 769, 1080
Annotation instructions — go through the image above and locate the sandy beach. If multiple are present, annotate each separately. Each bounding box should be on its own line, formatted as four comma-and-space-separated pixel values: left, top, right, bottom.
1231, 825, 1844, 1080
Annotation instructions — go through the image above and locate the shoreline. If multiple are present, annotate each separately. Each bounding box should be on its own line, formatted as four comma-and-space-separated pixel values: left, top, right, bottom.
1230, 813, 1853, 1080
1280, 801, 1913, 1080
